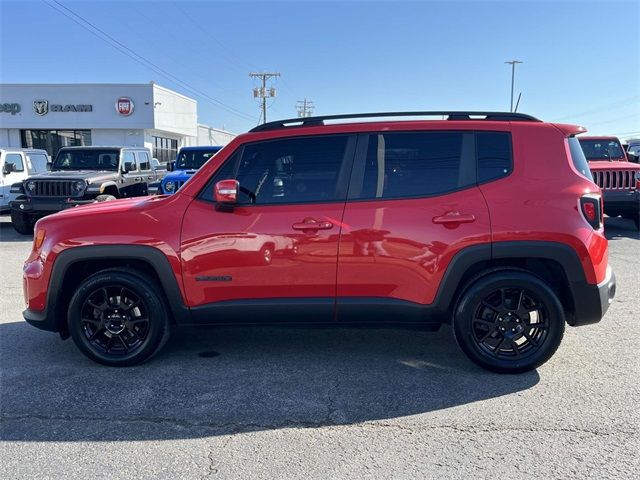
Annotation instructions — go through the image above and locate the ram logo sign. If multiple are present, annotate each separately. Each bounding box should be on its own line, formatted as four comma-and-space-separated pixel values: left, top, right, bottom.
33, 100, 92, 115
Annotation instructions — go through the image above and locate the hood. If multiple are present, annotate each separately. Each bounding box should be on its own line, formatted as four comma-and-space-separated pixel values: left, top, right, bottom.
27, 170, 120, 183
163, 170, 196, 182
52, 195, 168, 219
588, 160, 639, 171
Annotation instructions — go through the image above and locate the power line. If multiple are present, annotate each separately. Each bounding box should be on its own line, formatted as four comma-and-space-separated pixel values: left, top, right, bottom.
296, 98, 314, 118
43, 0, 255, 122
250, 72, 280, 124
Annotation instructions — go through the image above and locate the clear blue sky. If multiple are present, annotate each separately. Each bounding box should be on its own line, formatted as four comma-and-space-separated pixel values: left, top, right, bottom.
1, 0, 638, 137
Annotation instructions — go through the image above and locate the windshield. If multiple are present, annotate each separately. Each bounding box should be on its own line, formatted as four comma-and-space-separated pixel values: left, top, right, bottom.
52, 149, 119, 171
175, 148, 220, 169
578, 139, 625, 161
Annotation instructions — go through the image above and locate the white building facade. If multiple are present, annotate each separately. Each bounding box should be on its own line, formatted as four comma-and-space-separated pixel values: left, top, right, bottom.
0, 82, 235, 162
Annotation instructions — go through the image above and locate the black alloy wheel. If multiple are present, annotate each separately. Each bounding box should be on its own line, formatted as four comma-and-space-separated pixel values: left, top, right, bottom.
68, 269, 170, 366
453, 271, 564, 373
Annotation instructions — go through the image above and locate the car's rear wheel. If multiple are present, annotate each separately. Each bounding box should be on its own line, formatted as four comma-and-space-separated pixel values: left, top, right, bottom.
453, 271, 564, 373
95, 194, 117, 202
68, 269, 170, 366
10, 210, 34, 235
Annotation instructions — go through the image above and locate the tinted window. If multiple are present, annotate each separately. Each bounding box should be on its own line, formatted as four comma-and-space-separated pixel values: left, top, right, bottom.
52, 149, 119, 171
569, 137, 594, 180
477, 132, 512, 182
579, 139, 625, 161
356, 132, 474, 199
136, 151, 151, 171
4, 153, 24, 172
176, 148, 221, 169
204, 136, 352, 205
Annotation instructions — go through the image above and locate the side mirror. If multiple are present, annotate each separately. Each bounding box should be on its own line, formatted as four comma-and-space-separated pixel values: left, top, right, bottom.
167, 161, 175, 172
123, 161, 135, 173
214, 179, 239, 207
46, 161, 52, 171
2, 163, 16, 175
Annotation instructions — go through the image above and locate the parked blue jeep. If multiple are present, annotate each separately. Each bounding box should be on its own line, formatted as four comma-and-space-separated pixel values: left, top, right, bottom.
159, 146, 223, 194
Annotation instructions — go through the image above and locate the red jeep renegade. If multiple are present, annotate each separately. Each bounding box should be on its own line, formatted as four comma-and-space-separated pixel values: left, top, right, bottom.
22, 112, 616, 373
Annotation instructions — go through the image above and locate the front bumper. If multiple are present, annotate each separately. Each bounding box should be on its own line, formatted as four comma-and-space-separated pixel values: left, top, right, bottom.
569, 265, 616, 327
602, 189, 640, 216
10, 196, 95, 215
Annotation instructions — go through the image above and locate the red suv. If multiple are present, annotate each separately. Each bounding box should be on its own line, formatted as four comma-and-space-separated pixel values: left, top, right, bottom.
22, 112, 616, 373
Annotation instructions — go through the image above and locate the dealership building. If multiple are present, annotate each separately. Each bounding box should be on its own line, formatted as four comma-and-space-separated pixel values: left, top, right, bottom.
0, 82, 235, 162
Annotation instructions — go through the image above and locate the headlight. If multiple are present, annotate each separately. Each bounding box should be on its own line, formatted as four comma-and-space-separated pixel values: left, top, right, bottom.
71, 180, 86, 193
164, 181, 175, 192
26, 180, 36, 192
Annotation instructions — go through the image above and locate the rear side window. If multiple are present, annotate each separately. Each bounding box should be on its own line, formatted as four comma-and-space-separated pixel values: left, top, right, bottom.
477, 132, 512, 182
352, 132, 475, 199
569, 137, 594, 181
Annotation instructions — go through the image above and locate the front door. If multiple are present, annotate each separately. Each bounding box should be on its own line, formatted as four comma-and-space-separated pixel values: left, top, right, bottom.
180, 134, 357, 323
1, 153, 27, 210
336, 130, 494, 321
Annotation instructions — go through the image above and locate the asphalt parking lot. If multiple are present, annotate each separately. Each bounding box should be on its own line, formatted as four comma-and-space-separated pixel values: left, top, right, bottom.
0, 215, 638, 479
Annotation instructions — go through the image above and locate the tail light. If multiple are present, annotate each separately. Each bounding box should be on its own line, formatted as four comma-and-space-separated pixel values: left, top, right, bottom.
580, 194, 602, 229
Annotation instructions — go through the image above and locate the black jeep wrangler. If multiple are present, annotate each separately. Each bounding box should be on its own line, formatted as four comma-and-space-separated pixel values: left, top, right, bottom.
10, 146, 165, 234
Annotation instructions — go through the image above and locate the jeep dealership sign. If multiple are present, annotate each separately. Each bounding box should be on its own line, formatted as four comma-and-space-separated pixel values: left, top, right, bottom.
0, 103, 21, 115
33, 100, 92, 116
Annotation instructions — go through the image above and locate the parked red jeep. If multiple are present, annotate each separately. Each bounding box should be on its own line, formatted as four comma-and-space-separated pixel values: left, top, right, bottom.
578, 135, 640, 229
23, 112, 616, 373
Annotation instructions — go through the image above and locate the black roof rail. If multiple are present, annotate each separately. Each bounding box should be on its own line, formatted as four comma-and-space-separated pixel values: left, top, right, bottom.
249, 111, 541, 133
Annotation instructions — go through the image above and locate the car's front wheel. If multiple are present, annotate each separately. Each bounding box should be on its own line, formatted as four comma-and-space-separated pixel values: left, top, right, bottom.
453, 271, 565, 373
10, 210, 34, 235
67, 269, 170, 366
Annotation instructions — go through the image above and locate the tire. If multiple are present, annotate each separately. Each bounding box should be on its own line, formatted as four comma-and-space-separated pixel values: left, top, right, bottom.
95, 194, 117, 202
453, 271, 565, 373
258, 245, 273, 265
10, 210, 34, 235
67, 269, 170, 366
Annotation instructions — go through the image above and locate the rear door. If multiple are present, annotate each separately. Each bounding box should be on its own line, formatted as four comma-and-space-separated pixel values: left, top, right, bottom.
336, 130, 493, 321
180, 134, 357, 323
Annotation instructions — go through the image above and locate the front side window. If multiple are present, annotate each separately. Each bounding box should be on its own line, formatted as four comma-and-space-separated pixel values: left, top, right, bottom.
136, 151, 151, 171
52, 149, 119, 171
122, 152, 136, 171
27, 153, 49, 173
578, 139, 625, 161
204, 135, 353, 205
4, 153, 24, 172
352, 132, 475, 200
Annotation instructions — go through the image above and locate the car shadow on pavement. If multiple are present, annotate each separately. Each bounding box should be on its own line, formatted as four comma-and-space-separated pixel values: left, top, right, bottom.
604, 217, 639, 240
1, 321, 539, 442
0, 219, 32, 243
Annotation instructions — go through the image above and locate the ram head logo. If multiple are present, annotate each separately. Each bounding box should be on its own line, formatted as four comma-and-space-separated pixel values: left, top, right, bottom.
33, 100, 48, 116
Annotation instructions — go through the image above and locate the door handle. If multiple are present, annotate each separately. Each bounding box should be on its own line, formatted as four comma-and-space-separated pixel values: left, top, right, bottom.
147, 175, 154, 180
134, 177, 142, 182
292, 220, 334, 230
432, 212, 476, 224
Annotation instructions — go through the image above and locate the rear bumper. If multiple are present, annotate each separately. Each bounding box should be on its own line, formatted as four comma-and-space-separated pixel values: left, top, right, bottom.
568, 265, 616, 327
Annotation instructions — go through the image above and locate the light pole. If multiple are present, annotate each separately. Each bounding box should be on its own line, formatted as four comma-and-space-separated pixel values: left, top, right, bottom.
505, 60, 523, 112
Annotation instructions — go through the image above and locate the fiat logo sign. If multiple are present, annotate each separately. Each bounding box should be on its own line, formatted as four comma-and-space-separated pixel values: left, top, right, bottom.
116, 97, 134, 116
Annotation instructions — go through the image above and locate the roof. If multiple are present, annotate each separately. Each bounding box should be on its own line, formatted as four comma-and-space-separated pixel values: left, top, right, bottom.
578, 136, 621, 141
57, 146, 150, 150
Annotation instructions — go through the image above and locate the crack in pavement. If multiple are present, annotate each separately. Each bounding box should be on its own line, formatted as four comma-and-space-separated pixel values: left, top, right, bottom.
1, 414, 635, 438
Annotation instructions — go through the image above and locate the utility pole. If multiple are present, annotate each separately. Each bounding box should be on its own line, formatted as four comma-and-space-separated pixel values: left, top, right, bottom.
296, 98, 314, 118
249, 72, 280, 124
505, 60, 523, 112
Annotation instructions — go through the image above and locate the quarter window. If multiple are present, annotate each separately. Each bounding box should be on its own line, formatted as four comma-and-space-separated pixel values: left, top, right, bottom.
477, 132, 513, 183
204, 135, 354, 205
353, 132, 475, 199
